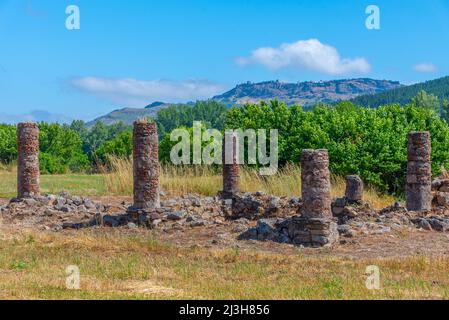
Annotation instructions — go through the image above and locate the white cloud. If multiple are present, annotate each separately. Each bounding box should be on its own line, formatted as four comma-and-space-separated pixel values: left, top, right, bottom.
413, 63, 438, 73
70, 77, 227, 106
236, 39, 371, 75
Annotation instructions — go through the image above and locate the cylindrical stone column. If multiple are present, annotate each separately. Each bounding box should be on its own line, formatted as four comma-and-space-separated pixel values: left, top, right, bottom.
406, 132, 432, 212
345, 175, 363, 202
17, 122, 40, 199
222, 132, 240, 199
301, 149, 331, 218
132, 120, 160, 211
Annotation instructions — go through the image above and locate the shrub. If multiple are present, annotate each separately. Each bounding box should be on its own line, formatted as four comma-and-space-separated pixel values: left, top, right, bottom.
226, 100, 449, 194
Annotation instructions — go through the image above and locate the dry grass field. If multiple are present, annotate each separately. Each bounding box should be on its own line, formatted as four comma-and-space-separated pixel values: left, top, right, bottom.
4, 161, 446, 300
1, 227, 449, 300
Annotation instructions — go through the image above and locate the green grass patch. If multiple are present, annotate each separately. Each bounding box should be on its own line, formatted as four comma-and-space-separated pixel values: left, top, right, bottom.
0, 171, 106, 198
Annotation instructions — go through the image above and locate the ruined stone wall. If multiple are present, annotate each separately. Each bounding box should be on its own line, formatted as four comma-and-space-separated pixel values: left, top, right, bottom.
301, 149, 331, 218
222, 132, 240, 199
132, 121, 160, 211
406, 132, 432, 212
17, 122, 40, 198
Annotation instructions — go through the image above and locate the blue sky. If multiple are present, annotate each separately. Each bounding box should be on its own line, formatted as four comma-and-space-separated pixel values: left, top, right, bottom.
0, 0, 448, 121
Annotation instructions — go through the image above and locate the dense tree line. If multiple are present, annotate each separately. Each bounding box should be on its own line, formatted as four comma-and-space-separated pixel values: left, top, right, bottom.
352, 76, 449, 111
226, 100, 449, 194
156, 101, 227, 137
2, 96, 449, 194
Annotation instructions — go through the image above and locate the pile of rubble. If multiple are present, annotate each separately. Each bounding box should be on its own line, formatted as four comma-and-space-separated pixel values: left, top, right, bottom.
0, 191, 300, 232
222, 192, 300, 220
3, 174, 449, 249
1, 192, 107, 231
239, 217, 339, 247
240, 200, 449, 247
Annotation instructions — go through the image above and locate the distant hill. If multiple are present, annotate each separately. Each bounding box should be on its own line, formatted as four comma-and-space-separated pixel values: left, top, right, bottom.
352, 76, 449, 107
212, 78, 403, 106
87, 78, 402, 126
86, 102, 177, 127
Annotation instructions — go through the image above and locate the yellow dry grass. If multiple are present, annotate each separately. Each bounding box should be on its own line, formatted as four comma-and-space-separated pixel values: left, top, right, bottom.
0, 227, 448, 300
0, 157, 394, 209
103, 157, 394, 210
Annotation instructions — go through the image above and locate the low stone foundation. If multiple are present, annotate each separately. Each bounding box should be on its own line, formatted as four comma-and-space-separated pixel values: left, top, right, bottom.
221, 192, 300, 220
240, 216, 339, 248
287, 217, 339, 247
332, 197, 375, 224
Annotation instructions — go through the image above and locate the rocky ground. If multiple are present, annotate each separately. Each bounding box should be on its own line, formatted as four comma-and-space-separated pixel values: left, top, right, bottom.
2, 185, 449, 259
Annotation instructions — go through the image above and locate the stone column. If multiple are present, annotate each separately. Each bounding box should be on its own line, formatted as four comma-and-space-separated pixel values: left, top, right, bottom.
345, 175, 364, 203
301, 149, 331, 218
131, 120, 160, 211
406, 132, 432, 212
289, 149, 338, 247
221, 132, 240, 199
17, 122, 40, 198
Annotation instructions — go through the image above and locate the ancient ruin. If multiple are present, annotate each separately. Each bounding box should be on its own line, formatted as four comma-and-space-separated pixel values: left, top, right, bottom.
406, 132, 432, 212
17, 122, 40, 199
129, 120, 161, 212
5, 129, 449, 251
345, 175, 364, 203
285, 149, 339, 247
301, 149, 332, 219
221, 131, 240, 199
332, 175, 374, 225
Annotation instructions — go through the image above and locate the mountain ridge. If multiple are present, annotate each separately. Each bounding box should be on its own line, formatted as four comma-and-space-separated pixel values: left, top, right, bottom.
86, 78, 402, 126
213, 78, 402, 106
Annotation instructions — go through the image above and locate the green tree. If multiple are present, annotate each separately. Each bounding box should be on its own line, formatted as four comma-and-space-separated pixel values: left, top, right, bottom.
156, 101, 227, 137
83, 121, 130, 161
38, 123, 89, 174
441, 99, 449, 123
0, 124, 17, 163
411, 90, 440, 113
96, 130, 133, 163
70, 120, 88, 140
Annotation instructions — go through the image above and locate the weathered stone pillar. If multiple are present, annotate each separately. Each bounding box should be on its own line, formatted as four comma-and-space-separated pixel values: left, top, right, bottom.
345, 175, 364, 203
221, 132, 240, 199
288, 149, 338, 247
406, 132, 432, 212
17, 122, 40, 199
131, 120, 160, 211
301, 149, 331, 218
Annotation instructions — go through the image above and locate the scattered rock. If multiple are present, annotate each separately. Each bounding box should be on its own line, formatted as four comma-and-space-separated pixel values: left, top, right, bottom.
256, 219, 279, 241
127, 222, 138, 229
417, 218, 432, 231
24, 198, 38, 206
152, 219, 162, 228
60, 205, 72, 213
337, 225, 356, 238
167, 211, 187, 221
428, 218, 449, 232
83, 198, 95, 209
185, 215, 207, 227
